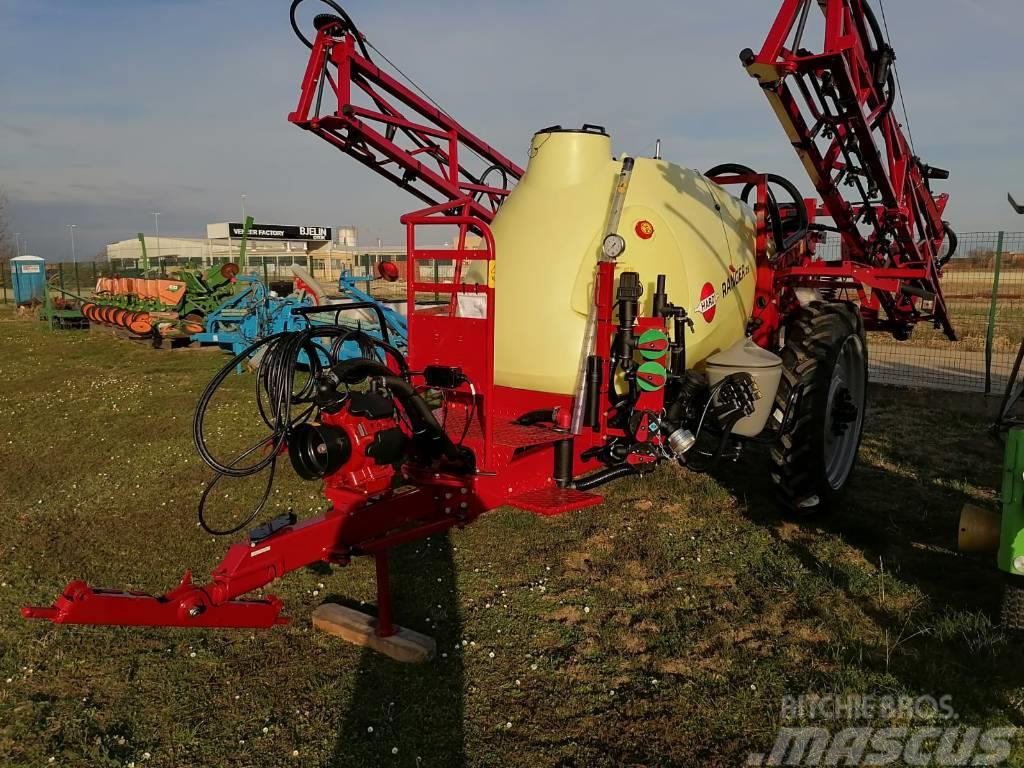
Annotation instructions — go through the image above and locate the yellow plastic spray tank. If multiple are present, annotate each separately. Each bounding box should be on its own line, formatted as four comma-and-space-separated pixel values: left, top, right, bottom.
490, 126, 759, 395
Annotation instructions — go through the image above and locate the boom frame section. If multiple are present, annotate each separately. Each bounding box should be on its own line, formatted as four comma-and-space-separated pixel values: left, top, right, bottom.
288, 16, 524, 224
743, 0, 955, 340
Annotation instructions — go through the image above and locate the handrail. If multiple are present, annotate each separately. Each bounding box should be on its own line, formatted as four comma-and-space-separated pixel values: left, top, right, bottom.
402, 205, 496, 469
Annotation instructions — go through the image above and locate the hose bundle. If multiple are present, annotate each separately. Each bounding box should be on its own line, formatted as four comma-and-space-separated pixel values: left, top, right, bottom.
193, 323, 403, 535
704, 163, 809, 254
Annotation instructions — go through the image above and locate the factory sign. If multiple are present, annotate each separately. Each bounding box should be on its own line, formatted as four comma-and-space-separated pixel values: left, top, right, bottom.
207, 222, 333, 241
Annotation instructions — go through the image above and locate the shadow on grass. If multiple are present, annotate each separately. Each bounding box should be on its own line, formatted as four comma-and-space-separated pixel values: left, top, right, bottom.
712, 385, 1024, 724
325, 533, 465, 767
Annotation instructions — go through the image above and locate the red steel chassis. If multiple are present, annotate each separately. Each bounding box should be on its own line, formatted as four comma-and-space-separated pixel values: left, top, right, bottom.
24, 0, 953, 633
23, 210, 650, 630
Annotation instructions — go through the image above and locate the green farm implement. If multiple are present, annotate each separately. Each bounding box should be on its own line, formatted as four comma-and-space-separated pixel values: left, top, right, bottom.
81, 262, 239, 342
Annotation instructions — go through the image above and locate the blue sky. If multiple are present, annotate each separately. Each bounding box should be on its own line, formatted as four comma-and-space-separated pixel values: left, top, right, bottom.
1, 0, 1022, 260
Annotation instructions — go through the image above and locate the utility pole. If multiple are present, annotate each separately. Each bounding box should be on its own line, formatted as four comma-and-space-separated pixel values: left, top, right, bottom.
239, 195, 247, 265
153, 212, 161, 274
67, 224, 77, 262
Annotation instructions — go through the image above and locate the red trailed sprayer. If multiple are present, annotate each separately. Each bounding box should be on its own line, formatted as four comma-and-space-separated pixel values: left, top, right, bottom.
25, 0, 956, 647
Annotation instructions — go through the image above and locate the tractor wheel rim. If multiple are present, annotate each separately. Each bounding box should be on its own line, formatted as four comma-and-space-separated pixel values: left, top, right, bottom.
823, 334, 865, 490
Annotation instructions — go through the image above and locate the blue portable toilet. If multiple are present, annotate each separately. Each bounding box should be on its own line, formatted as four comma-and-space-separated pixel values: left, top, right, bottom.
11, 256, 46, 305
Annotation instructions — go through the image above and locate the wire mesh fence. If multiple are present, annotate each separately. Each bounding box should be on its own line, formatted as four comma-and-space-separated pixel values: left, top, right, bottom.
863, 232, 1024, 393
4, 235, 1024, 394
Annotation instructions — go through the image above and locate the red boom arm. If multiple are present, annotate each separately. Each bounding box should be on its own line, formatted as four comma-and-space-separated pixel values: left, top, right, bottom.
743, 0, 955, 340
287, 12, 523, 224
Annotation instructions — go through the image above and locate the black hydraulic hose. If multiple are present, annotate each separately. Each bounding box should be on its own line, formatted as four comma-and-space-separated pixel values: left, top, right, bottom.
193, 331, 313, 535
197, 461, 277, 537
861, 0, 886, 56
195, 331, 298, 479
685, 428, 735, 474
331, 358, 470, 466
705, 163, 809, 253
860, 1, 896, 124
193, 324, 408, 536
474, 164, 513, 207
290, 0, 372, 60
876, 71, 896, 125
706, 162, 783, 249
685, 406, 746, 473
571, 464, 638, 491
938, 222, 959, 268
515, 409, 556, 426
762, 172, 809, 251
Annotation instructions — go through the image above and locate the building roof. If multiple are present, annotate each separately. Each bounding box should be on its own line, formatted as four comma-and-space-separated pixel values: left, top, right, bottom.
10, 255, 44, 261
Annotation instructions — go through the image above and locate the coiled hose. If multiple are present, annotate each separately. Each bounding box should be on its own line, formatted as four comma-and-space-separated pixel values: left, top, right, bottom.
193, 324, 401, 535
704, 163, 809, 253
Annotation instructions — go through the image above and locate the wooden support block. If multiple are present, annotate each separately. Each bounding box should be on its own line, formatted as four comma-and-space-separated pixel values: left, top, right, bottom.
312, 603, 436, 663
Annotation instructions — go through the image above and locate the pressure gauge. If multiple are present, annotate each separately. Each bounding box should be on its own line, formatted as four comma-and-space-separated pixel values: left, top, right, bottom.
602, 233, 626, 260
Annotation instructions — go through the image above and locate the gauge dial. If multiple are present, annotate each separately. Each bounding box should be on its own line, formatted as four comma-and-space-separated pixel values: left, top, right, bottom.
602, 233, 626, 260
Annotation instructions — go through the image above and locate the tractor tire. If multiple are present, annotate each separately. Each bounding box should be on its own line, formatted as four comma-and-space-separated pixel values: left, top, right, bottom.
770, 301, 867, 513
1002, 577, 1024, 632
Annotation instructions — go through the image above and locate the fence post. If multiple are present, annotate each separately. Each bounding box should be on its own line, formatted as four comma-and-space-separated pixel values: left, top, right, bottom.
985, 231, 1006, 395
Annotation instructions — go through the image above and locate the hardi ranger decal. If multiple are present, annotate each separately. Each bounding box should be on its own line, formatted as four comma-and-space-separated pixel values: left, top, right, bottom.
721, 263, 752, 299
697, 282, 718, 323
695, 264, 752, 324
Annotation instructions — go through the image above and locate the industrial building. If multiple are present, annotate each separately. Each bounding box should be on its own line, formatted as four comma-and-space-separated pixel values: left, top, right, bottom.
105, 224, 407, 282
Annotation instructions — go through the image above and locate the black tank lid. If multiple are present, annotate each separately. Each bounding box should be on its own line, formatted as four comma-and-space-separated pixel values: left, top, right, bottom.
533, 123, 608, 137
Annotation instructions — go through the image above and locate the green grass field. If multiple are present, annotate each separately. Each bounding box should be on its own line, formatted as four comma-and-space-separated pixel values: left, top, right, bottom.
2, 310, 1024, 767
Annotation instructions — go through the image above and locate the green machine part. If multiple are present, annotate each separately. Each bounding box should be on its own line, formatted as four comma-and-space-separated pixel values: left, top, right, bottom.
176, 218, 251, 317
636, 361, 667, 392
199, 264, 234, 291
238, 215, 253, 269
137, 232, 149, 273
999, 428, 1024, 576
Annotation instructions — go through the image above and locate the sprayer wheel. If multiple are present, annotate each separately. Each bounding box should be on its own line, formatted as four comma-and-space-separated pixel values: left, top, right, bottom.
1002, 578, 1024, 632
770, 301, 867, 514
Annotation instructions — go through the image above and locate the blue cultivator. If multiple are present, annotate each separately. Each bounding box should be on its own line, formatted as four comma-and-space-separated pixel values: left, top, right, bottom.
192, 265, 407, 371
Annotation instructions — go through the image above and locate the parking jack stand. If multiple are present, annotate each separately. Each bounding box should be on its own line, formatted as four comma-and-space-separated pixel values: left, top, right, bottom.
312, 550, 436, 663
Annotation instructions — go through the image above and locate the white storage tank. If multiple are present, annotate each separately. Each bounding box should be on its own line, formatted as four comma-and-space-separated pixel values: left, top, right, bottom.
336, 226, 358, 248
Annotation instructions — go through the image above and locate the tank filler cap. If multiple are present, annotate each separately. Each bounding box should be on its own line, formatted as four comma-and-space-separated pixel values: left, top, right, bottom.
532, 124, 608, 137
